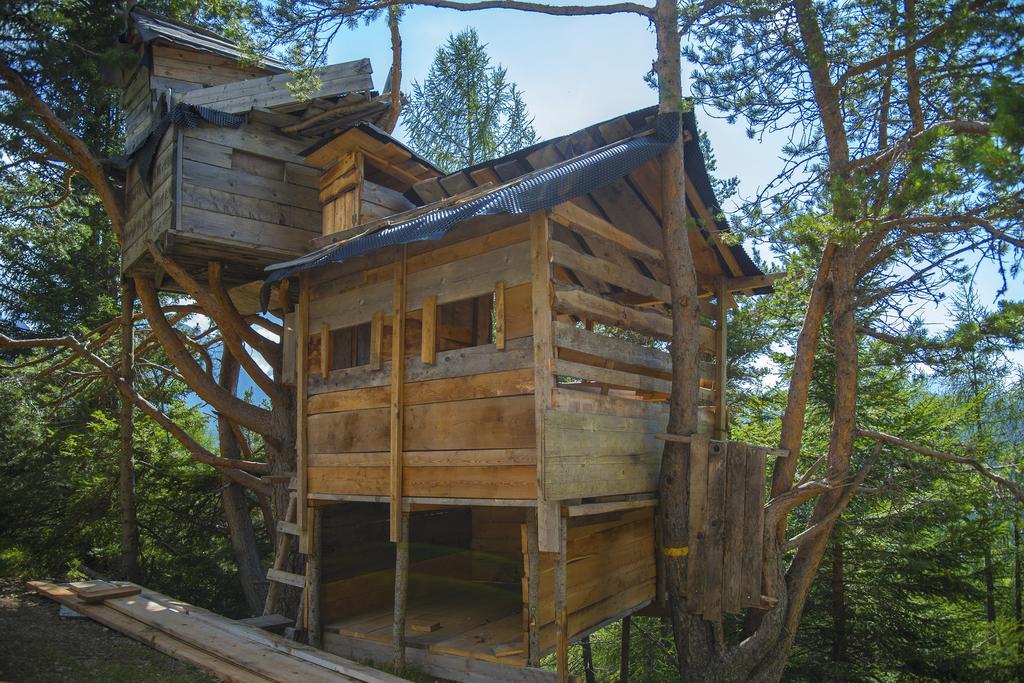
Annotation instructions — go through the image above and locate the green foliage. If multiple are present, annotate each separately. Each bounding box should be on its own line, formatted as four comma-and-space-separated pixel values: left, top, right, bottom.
403, 28, 538, 172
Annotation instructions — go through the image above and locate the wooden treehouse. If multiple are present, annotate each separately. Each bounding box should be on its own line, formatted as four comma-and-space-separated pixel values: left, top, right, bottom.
267, 113, 781, 680
119, 11, 782, 682
120, 7, 426, 294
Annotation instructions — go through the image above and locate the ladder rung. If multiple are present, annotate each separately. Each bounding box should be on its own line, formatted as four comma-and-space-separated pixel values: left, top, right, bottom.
262, 472, 294, 484
267, 568, 306, 588
277, 521, 299, 536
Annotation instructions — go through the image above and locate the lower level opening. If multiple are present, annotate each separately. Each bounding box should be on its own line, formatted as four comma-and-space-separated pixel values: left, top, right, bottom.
320, 503, 529, 665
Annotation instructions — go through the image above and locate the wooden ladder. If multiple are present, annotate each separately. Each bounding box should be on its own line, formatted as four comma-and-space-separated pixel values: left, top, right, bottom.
263, 478, 310, 637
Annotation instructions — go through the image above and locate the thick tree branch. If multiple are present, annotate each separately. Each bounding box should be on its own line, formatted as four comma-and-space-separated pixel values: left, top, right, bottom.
149, 250, 282, 402
135, 276, 279, 437
856, 429, 1024, 503
849, 119, 991, 174
0, 59, 125, 235
382, 6, 403, 133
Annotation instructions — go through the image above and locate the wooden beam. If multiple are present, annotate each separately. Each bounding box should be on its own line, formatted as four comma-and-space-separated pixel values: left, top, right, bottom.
531, 212, 560, 552
563, 497, 658, 518
420, 296, 436, 364
550, 202, 663, 263
320, 323, 331, 380
307, 506, 323, 647
370, 311, 384, 370
619, 616, 631, 683
555, 516, 569, 683
296, 275, 310, 553
495, 281, 506, 351
527, 509, 541, 667
725, 273, 785, 293
392, 510, 410, 671
389, 248, 407, 542
715, 277, 728, 439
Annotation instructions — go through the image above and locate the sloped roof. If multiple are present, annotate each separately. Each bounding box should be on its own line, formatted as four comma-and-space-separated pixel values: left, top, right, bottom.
261, 107, 765, 303
129, 7, 288, 72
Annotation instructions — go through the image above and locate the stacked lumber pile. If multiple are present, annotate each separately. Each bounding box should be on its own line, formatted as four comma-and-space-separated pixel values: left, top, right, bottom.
28, 580, 406, 683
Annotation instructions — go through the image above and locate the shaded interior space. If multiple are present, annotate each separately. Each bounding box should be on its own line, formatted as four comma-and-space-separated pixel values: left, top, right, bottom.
319, 504, 530, 666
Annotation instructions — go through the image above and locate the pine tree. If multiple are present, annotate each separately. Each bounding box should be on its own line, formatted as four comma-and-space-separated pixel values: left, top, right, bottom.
402, 28, 537, 172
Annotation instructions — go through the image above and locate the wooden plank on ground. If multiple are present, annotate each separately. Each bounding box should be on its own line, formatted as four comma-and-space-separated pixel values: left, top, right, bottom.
27, 582, 272, 683
68, 580, 141, 603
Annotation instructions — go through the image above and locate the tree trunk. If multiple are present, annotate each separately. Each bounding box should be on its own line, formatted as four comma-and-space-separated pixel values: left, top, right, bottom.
218, 352, 269, 615
118, 277, 141, 582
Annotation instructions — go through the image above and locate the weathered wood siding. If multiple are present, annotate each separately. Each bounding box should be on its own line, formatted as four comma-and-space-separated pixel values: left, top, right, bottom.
304, 220, 537, 501
123, 125, 176, 270
522, 508, 656, 653
536, 204, 720, 501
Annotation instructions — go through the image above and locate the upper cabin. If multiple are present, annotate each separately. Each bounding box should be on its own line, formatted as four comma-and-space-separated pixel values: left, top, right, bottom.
264, 108, 779, 681
119, 8, 432, 291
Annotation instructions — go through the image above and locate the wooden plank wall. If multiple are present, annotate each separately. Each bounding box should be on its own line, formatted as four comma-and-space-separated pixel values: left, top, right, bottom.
123, 126, 177, 271
124, 45, 275, 157
685, 440, 766, 621
177, 121, 322, 260
538, 203, 721, 501
521, 508, 656, 654
303, 220, 539, 501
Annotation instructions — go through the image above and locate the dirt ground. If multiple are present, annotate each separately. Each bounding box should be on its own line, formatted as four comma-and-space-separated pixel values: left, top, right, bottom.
0, 578, 213, 682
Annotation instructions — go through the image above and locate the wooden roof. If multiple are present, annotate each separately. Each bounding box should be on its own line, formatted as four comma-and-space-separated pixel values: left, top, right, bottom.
128, 8, 288, 72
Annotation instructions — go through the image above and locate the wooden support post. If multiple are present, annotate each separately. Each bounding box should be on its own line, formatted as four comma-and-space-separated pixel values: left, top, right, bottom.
715, 276, 728, 439
555, 515, 569, 683
392, 510, 410, 672
531, 212, 560, 552
307, 506, 323, 648
421, 296, 436, 364
320, 323, 331, 379
619, 615, 631, 683
296, 275, 311, 554
370, 311, 384, 370
495, 281, 506, 350
118, 277, 141, 583
526, 509, 541, 666
389, 248, 408, 542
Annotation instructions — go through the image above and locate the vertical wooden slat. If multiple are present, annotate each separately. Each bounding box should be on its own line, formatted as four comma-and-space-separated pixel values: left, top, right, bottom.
421, 296, 437, 364
702, 440, 728, 621
389, 247, 407, 542
296, 275, 310, 553
526, 509, 541, 666
319, 322, 331, 379
307, 505, 322, 647
530, 212, 560, 552
495, 280, 506, 350
722, 442, 747, 614
555, 515, 569, 683
686, 433, 710, 614
392, 509, 410, 670
370, 310, 384, 370
741, 447, 767, 606
715, 277, 728, 439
